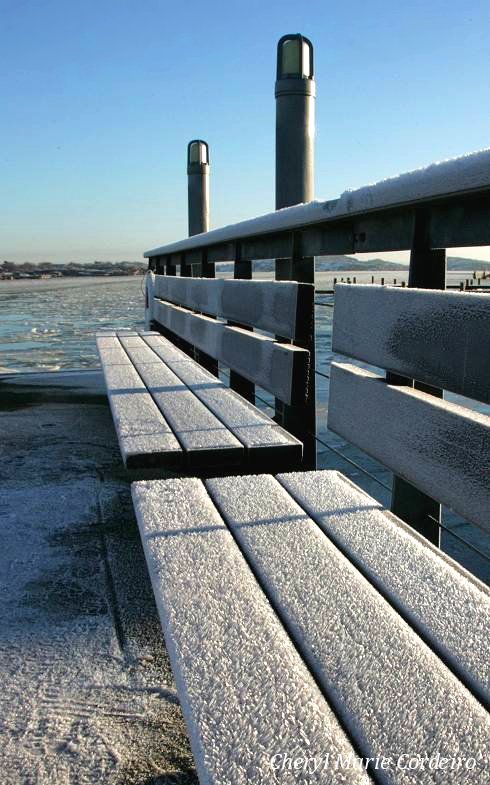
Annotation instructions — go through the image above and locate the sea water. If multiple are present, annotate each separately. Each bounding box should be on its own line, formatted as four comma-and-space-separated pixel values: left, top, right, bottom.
0, 276, 146, 373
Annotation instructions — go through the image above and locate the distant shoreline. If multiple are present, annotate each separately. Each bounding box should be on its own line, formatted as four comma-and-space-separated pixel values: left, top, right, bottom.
0, 275, 144, 292
1, 270, 485, 294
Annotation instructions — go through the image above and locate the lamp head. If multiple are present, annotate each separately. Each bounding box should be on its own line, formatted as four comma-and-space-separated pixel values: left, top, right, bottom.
276, 34, 314, 80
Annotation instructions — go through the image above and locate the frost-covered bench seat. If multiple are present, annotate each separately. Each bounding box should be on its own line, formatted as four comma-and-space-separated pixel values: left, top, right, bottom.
132, 476, 371, 785
132, 470, 490, 785
96, 330, 302, 472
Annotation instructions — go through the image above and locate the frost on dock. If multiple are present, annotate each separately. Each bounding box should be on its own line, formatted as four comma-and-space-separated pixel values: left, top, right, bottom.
0, 371, 197, 785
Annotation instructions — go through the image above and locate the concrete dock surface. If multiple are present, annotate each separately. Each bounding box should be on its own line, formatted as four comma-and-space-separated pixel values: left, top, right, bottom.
0, 370, 198, 785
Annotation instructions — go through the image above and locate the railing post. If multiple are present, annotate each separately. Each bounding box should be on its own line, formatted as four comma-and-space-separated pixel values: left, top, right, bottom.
387, 209, 445, 546
229, 243, 255, 402
187, 140, 218, 375
275, 34, 316, 468
165, 256, 176, 276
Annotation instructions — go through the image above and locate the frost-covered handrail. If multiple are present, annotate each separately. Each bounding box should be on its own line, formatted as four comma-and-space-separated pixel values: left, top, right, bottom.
145, 148, 490, 258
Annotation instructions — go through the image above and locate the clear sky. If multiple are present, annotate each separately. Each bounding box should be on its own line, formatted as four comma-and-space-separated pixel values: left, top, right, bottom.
2, 0, 490, 263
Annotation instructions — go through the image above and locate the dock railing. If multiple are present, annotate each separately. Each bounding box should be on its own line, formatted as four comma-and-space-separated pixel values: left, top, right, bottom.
144, 34, 490, 570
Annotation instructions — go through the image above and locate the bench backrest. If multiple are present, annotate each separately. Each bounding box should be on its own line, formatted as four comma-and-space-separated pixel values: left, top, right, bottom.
328, 284, 490, 531
149, 274, 313, 406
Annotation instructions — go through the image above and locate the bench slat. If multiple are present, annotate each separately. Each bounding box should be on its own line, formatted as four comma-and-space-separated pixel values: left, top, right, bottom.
206, 474, 490, 784
277, 469, 490, 707
221, 324, 309, 406
132, 477, 370, 785
328, 362, 490, 531
220, 279, 311, 339
96, 337, 182, 469
141, 333, 302, 467
155, 275, 223, 317
96, 338, 133, 365
118, 337, 244, 469
154, 275, 312, 339
154, 299, 309, 405
332, 285, 490, 403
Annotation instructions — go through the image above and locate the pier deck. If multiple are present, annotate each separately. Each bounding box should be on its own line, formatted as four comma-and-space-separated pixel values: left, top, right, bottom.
0, 370, 198, 785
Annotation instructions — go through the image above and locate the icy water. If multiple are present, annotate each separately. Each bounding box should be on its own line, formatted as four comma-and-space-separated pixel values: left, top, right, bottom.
0, 276, 146, 373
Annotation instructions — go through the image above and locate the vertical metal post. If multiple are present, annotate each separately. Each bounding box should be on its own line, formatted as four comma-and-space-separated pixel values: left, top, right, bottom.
180, 252, 191, 279
186, 140, 218, 375
275, 34, 316, 468
187, 140, 210, 237
275, 35, 315, 209
165, 257, 176, 276
229, 244, 255, 402
388, 209, 445, 546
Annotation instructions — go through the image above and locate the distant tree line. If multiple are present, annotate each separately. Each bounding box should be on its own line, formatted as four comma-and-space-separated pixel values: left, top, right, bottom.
1, 260, 146, 279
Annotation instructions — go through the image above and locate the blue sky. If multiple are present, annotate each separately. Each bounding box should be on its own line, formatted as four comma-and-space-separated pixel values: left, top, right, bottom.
2, 0, 490, 262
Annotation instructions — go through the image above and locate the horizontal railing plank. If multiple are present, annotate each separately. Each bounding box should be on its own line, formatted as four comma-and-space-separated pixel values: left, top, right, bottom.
328, 362, 490, 530
146, 194, 490, 263
132, 477, 370, 785
145, 152, 490, 261
332, 285, 490, 403
153, 300, 309, 405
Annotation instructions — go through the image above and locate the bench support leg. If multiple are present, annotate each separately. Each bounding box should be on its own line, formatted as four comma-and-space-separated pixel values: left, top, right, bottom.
390, 476, 441, 546
275, 254, 316, 470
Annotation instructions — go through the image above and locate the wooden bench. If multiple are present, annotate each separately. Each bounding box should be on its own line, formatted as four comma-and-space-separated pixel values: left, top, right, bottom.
96, 274, 312, 472
131, 283, 489, 784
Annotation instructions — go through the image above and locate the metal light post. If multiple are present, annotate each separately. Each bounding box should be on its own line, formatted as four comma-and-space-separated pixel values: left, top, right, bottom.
187, 139, 210, 238
186, 139, 217, 374
275, 34, 317, 467
275, 35, 315, 210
